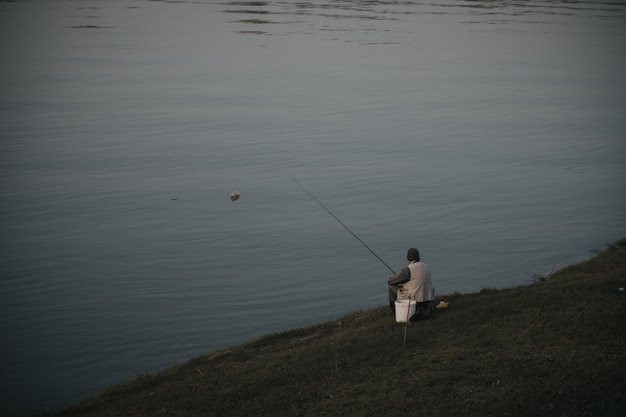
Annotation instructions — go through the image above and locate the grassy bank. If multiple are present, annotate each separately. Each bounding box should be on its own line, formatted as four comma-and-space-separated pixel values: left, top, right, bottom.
40, 240, 626, 417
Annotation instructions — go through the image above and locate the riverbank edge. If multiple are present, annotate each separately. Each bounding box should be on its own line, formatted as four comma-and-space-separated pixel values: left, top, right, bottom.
39, 239, 626, 417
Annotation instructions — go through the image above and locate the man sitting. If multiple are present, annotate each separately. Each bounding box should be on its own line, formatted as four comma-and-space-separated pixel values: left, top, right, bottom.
387, 248, 434, 320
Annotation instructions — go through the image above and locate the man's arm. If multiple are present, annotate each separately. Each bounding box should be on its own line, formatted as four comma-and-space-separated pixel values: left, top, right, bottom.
387, 266, 410, 286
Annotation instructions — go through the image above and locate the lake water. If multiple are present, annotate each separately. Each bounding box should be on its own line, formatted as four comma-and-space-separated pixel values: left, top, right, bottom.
1, 0, 625, 415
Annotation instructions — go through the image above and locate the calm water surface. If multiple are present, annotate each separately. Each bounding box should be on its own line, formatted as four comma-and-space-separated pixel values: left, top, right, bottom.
1, 0, 625, 415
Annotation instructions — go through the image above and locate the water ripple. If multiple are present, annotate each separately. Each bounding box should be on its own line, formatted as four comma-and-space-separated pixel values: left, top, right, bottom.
223, 0, 626, 37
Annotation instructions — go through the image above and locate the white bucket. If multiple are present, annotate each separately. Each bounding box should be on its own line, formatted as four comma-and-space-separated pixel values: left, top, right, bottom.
394, 300, 416, 322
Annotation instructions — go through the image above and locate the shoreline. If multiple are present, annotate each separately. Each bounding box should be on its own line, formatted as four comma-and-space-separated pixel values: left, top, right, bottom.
39, 239, 626, 416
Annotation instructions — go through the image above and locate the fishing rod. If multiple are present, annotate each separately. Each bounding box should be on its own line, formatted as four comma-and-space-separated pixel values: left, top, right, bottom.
290, 176, 396, 275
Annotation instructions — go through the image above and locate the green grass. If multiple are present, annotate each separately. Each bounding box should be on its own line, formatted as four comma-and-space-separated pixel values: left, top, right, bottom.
39, 239, 626, 417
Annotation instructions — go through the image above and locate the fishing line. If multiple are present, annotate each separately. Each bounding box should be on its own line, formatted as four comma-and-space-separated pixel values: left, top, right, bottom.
290, 176, 396, 274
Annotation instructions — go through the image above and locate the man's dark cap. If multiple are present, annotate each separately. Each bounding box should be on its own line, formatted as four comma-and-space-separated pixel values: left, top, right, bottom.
407, 248, 420, 261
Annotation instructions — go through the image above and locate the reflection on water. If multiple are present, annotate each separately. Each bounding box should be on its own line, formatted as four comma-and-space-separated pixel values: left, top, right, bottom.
223, 0, 626, 36
68, 25, 115, 29
70, 0, 626, 32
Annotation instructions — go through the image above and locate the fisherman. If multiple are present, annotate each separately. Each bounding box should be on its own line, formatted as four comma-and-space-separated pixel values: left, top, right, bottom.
387, 248, 434, 319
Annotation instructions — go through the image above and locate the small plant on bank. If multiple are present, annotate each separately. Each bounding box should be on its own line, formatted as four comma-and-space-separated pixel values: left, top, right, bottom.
528, 264, 556, 282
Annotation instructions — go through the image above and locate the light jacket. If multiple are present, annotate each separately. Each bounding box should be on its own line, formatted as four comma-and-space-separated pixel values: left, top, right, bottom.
388, 261, 433, 302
